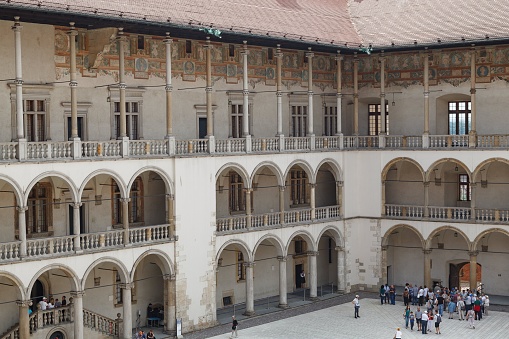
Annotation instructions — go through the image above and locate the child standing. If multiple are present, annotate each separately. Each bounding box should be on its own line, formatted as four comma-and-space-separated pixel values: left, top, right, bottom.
409, 311, 415, 331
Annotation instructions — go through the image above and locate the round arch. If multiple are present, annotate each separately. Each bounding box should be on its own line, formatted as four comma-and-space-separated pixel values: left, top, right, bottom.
28, 264, 80, 295
130, 249, 174, 282
472, 228, 509, 249
78, 169, 127, 199
425, 225, 471, 250
215, 163, 251, 189
216, 239, 253, 263
0, 271, 26, 300
0, 175, 24, 207
316, 225, 344, 249
382, 224, 425, 248
284, 160, 314, 184
314, 158, 343, 183
425, 158, 471, 182
252, 234, 285, 257
285, 230, 316, 255
250, 161, 284, 187
382, 157, 425, 183
127, 166, 174, 195
25, 172, 78, 204
472, 158, 509, 183
81, 257, 130, 290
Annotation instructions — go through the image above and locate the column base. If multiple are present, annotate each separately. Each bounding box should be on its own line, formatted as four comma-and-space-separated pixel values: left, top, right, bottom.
337, 289, 346, 295
278, 303, 289, 309
242, 310, 255, 317
309, 296, 320, 302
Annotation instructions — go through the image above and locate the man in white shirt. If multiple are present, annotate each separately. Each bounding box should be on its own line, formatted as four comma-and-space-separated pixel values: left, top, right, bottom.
421, 311, 429, 334
418, 286, 424, 306
352, 295, 360, 318
39, 297, 48, 310
423, 286, 429, 301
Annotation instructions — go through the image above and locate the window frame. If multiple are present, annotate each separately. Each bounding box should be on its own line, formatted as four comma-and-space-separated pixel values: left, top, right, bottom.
458, 174, 471, 201
108, 87, 145, 140
227, 92, 254, 138
236, 251, 246, 282
323, 104, 337, 136
290, 169, 309, 207
111, 177, 144, 228
448, 101, 471, 135
368, 103, 389, 136
24, 182, 53, 237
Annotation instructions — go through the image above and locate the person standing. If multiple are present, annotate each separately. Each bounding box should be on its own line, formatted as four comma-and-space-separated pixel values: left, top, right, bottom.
447, 295, 456, 319
390, 285, 396, 305
404, 305, 410, 329
467, 308, 475, 329
385, 284, 390, 304
380, 285, 386, 305
421, 311, 428, 334
409, 311, 415, 331
61, 295, 67, 306
473, 296, 482, 321
412, 284, 419, 305
415, 307, 422, 332
39, 297, 48, 311
434, 312, 442, 334
352, 295, 360, 318
436, 293, 444, 316
484, 295, 489, 315
457, 297, 465, 321
231, 315, 238, 338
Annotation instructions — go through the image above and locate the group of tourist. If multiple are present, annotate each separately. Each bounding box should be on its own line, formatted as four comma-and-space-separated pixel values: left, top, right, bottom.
37, 295, 68, 311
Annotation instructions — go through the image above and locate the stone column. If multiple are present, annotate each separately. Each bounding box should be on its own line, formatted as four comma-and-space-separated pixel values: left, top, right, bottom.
72, 202, 82, 251
469, 47, 477, 147
423, 48, 430, 148
277, 256, 288, 308
335, 51, 343, 138
68, 22, 79, 139
308, 251, 318, 300
245, 188, 252, 229
353, 53, 359, 136
17, 206, 27, 257
468, 250, 478, 291
276, 45, 283, 136
381, 245, 388, 285
335, 246, 346, 293
17, 300, 30, 339
241, 41, 250, 137
205, 37, 213, 138
336, 181, 343, 217
12, 17, 25, 141
163, 274, 176, 336
424, 181, 430, 217
379, 51, 386, 148
164, 33, 173, 137
121, 198, 130, 245
166, 194, 175, 236
470, 183, 476, 220
279, 185, 285, 225
243, 262, 255, 316
306, 48, 314, 136
381, 180, 386, 216
121, 284, 133, 339
310, 183, 316, 220
117, 28, 127, 138
71, 291, 84, 339
423, 249, 432, 288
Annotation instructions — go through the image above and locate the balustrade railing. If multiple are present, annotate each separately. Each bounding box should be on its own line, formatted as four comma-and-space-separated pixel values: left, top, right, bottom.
27, 235, 74, 257
129, 140, 168, 156
0, 241, 20, 261
82, 140, 122, 158
385, 135, 422, 148
477, 135, 509, 148
429, 135, 469, 148
252, 137, 280, 152
315, 136, 340, 150
83, 309, 119, 337
36, 305, 73, 330
175, 139, 208, 154
284, 137, 310, 151
251, 212, 281, 228
0, 143, 17, 161
357, 136, 379, 148
130, 224, 171, 244
475, 208, 509, 222
216, 215, 247, 232
428, 206, 471, 220
215, 138, 246, 153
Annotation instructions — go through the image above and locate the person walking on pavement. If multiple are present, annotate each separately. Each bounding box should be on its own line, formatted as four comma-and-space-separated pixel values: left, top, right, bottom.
415, 307, 422, 332
352, 295, 360, 318
421, 311, 429, 334
231, 315, 238, 338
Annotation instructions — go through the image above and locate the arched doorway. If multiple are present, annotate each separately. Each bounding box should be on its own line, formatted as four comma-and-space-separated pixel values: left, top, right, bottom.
449, 262, 481, 292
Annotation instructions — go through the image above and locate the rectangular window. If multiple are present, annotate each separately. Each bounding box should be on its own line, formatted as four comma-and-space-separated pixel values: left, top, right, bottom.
229, 44, 235, 58
368, 103, 389, 136
229, 172, 245, 213
113, 101, 141, 139
137, 35, 145, 50
112, 178, 144, 226
231, 104, 244, 138
26, 182, 52, 235
458, 174, 471, 201
236, 251, 246, 281
268, 48, 274, 61
291, 105, 308, 137
448, 101, 471, 135
24, 99, 46, 141
294, 239, 306, 254
115, 271, 123, 304
323, 105, 337, 136
290, 170, 308, 206
185, 40, 192, 54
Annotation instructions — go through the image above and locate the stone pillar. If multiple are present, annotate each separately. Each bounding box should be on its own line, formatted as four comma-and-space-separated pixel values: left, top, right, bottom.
381, 245, 388, 285
379, 51, 386, 148
243, 262, 255, 316
335, 246, 346, 293
121, 284, 133, 339
469, 47, 477, 148
71, 291, 84, 339
241, 41, 250, 137
164, 33, 173, 137
117, 28, 127, 138
17, 206, 27, 257
335, 51, 343, 137
470, 183, 476, 220
12, 17, 25, 141
310, 183, 316, 220
72, 202, 82, 251
306, 48, 314, 136
469, 250, 478, 291
353, 53, 359, 136
166, 194, 175, 236
308, 251, 318, 300
121, 198, 130, 245
423, 249, 432, 288
279, 185, 285, 225
424, 181, 430, 217
336, 181, 343, 217
381, 180, 386, 216
245, 188, 252, 229
17, 299, 30, 339
68, 23, 79, 139
276, 45, 283, 136
277, 256, 288, 308
205, 37, 213, 137
423, 48, 430, 148
163, 274, 176, 336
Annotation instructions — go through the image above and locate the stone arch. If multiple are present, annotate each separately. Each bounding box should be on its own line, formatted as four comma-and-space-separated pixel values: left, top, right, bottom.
313, 158, 343, 183
284, 160, 314, 184
425, 225, 471, 250
45, 326, 68, 339
25, 172, 78, 204
316, 225, 344, 249
250, 161, 284, 187
382, 224, 425, 248
285, 229, 316, 255
127, 166, 174, 194
27, 264, 80, 295
130, 249, 174, 282
472, 228, 509, 249
425, 158, 471, 182
216, 239, 253, 263
0, 271, 25, 300
0, 174, 24, 207
78, 169, 127, 199
382, 157, 425, 183
472, 157, 509, 183
81, 257, 130, 290
216, 163, 250, 189
252, 234, 285, 257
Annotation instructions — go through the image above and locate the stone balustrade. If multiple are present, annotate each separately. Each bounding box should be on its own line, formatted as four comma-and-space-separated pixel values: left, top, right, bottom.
83, 309, 119, 337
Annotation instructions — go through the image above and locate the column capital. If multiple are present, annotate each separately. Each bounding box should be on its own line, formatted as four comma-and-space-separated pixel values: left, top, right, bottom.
279, 185, 286, 192
468, 250, 479, 257
335, 52, 344, 62
335, 246, 344, 252
118, 83, 127, 90
205, 87, 213, 93
380, 93, 386, 98
67, 22, 78, 37
16, 206, 28, 213
309, 183, 317, 189
306, 52, 314, 59
71, 202, 83, 209
14, 79, 24, 85
163, 32, 173, 44
69, 81, 78, 87
119, 282, 134, 290
276, 91, 283, 97
306, 251, 319, 257
423, 249, 432, 255
243, 261, 255, 268
165, 85, 173, 92
424, 181, 430, 187
244, 187, 253, 193
277, 256, 287, 262
470, 88, 477, 95
16, 299, 32, 307
424, 91, 430, 97
381, 245, 388, 251
11, 16, 22, 31
166, 193, 175, 200
243, 89, 249, 95
353, 93, 359, 98
336, 180, 343, 187
163, 273, 176, 281
70, 290, 86, 298
203, 37, 212, 49
120, 198, 131, 204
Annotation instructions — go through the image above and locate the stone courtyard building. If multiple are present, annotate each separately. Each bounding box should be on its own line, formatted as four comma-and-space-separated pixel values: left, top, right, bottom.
0, 0, 509, 338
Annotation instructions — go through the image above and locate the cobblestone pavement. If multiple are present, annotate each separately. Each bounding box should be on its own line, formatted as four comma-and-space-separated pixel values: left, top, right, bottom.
180, 292, 509, 339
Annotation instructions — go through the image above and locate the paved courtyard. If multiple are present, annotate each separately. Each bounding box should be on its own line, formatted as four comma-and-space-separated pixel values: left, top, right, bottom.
206, 298, 507, 339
